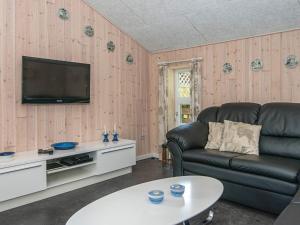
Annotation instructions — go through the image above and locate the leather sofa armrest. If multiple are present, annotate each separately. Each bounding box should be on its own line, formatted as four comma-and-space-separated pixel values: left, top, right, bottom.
166, 121, 208, 151
166, 122, 208, 177
167, 141, 184, 176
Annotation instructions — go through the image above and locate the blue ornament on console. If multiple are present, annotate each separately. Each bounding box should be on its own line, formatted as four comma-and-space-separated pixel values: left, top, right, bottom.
112, 132, 119, 142
112, 124, 119, 142
102, 132, 109, 142
102, 126, 109, 142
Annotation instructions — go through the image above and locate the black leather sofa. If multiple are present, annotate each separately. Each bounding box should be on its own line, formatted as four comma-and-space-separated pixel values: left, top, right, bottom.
166, 102, 300, 215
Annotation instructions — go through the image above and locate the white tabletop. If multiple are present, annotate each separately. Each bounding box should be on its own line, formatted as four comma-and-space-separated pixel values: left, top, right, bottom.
0, 139, 135, 169
66, 176, 223, 225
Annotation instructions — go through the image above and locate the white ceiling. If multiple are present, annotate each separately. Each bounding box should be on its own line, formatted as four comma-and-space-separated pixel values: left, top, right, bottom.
86, 0, 300, 52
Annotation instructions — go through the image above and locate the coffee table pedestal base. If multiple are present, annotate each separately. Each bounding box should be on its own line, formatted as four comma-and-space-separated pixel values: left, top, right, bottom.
182, 210, 214, 225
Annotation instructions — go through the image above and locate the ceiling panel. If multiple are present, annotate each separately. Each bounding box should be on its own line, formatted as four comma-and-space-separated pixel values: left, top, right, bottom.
125, 17, 206, 51
121, 0, 215, 25
87, 0, 145, 29
187, 0, 300, 43
85, 0, 300, 52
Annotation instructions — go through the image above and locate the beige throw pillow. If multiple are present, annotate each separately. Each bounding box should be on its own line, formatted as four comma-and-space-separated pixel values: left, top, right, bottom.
220, 120, 262, 155
205, 122, 225, 149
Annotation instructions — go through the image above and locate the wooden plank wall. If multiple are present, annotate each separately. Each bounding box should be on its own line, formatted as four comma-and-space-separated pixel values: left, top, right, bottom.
149, 29, 300, 154
0, 0, 150, 156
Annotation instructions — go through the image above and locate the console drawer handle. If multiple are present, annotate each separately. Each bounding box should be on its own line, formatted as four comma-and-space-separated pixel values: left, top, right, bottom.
0, 163, 43, 175
102, 147, 133, 154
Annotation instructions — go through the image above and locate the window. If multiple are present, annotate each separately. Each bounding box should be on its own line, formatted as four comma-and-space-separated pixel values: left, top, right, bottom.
178, 71, 191, 98
175, 69, 192, 125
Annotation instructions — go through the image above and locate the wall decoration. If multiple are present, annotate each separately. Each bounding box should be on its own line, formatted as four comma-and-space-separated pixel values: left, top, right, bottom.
107, 41, 115, 52
285, 55, 298, 69
126, 54, 134, 64
84, 26, 94, 37
251, 58, 263, 72
223, 63, 233, 74
58, 8, 69, 20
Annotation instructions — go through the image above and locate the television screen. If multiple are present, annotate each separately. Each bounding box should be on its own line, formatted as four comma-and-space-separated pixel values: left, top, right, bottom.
22, 56, 90, 104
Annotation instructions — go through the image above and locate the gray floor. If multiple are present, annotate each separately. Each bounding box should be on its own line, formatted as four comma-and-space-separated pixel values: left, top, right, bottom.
0, 159, 276, 225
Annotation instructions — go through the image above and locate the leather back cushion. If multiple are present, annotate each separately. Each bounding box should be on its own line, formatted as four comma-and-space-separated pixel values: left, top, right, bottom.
258, 103, 300, 137
198, 103, 261, 125
197, 106, 218, 124
259, 136, 300, 159
217, 103, 261, 124
198, 102, 300, 159
258, 103, 300, 159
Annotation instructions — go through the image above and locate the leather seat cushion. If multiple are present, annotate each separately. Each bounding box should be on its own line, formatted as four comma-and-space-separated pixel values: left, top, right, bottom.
182, 162, 298, 196
231, 155, 300, 183
182, 149, 241, 168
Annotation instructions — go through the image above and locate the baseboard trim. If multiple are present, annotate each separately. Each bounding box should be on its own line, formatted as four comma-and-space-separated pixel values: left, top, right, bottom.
0, 167, 132, 212
136, 153, 159, 161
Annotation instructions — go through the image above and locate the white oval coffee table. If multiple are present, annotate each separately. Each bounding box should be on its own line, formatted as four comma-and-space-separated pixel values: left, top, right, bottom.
66, 176, 223, 225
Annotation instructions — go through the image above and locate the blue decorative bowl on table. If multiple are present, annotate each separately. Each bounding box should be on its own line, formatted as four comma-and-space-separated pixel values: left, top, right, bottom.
0, 151, 15, 162
51, 142, 78, 150
148, 190, 164, 204
170, 184, 185, 197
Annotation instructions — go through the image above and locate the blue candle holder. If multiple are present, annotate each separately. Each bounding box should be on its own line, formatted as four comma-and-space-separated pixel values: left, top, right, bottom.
102, 132, 109, 142
112, 132, 119, 142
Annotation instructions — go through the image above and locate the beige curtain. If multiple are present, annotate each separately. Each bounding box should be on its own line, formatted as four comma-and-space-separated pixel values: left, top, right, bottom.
190, 60, 202, 121
158, 60, 202, 145
158, 65, 169, 145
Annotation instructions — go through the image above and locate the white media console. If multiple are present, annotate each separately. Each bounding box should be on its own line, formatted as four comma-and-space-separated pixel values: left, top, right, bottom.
0, 139, 136, 212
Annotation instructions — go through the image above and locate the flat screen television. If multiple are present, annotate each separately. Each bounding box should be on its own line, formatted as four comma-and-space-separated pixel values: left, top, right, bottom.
22, 56, 90, 104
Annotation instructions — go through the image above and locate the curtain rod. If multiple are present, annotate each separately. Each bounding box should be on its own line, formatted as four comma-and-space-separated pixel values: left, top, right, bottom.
157, 57, 203, 66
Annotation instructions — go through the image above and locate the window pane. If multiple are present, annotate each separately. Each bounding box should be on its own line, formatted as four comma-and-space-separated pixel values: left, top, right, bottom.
178, 71, 191, 98
181, 104, 191, 123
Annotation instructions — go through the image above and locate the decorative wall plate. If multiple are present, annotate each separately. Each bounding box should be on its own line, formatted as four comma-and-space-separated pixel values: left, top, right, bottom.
223, 63, 232, 74
84, 26, 94, 37
126, 54, 134, 64
285, 55, 298, 69
251, 58, 263, 72
58, 8, 69, 20
107, 41, 115, 52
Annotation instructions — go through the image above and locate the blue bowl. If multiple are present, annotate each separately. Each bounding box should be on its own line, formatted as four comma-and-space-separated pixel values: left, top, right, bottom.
51, 142, 78, 150
170, 184, 185, 197
0, 151, 15, 162
0, 152, 15, 157
148, 190, 164, 204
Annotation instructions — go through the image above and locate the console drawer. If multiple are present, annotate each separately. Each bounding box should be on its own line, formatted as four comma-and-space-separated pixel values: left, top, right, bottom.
0, 162, 47, 202
96, 145, 136, 175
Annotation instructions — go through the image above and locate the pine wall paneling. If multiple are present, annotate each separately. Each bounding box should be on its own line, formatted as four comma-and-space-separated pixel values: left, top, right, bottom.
0, 0, 150, 156
149, 29, 300, 154
1, 1, 300, 158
